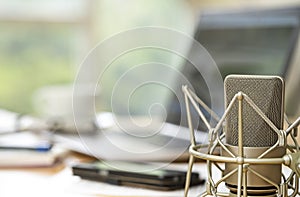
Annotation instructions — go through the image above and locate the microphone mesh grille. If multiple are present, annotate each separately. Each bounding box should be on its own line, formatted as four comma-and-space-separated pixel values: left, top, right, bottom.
225, 75, 283, 147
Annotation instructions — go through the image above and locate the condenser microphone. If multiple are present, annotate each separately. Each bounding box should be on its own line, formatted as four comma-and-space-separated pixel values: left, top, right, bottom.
182, 75, 300, 197
223, 75, 285, 196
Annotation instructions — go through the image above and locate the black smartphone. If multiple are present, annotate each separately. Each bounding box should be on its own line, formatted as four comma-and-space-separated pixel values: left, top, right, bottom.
72, 161, 205, 191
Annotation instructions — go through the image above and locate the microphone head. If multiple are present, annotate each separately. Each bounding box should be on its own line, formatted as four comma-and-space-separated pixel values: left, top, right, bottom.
224, 75, 284, 147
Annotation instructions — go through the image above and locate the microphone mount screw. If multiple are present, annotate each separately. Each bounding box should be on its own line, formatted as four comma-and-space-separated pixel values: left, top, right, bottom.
237, 92, 243, 100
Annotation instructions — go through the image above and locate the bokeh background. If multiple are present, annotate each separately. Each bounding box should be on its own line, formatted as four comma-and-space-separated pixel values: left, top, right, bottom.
0, 0, 299, 118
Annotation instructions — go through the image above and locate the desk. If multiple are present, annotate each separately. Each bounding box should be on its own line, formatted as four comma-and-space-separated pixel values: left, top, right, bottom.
0, 152, 93, 197
0, 151, 206, 197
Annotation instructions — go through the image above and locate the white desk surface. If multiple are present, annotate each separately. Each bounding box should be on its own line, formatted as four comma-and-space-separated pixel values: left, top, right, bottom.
0, 152, 209, 197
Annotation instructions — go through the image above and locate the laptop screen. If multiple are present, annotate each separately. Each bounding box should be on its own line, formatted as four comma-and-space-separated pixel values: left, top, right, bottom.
166, 7, 300, 131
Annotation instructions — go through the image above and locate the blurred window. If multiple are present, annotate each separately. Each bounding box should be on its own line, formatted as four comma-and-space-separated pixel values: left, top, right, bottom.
0, 24, 76, 113
0, 0, 87, 114
0, 0, 193, 116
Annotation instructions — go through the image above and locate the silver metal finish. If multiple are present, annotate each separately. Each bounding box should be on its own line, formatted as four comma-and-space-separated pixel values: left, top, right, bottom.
224, 75, 285, 147
182, 85, 300, 197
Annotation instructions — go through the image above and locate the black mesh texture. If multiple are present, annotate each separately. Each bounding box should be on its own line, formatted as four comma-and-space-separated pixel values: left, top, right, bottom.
225, 75, 283, 147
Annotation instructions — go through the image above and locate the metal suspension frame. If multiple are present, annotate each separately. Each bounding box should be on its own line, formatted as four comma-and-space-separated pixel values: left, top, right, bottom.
182, 85, 300, 197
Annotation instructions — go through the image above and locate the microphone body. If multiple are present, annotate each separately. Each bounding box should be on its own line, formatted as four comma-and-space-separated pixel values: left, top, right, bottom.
223, 75, 285, 196
222, 146, 286, 196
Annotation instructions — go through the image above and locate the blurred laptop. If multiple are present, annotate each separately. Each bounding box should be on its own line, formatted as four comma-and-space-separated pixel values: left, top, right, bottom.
54, 7, 300, 161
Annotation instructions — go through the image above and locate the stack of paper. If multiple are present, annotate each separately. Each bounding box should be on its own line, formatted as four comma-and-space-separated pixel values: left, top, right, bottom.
0, 132, 66, 167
